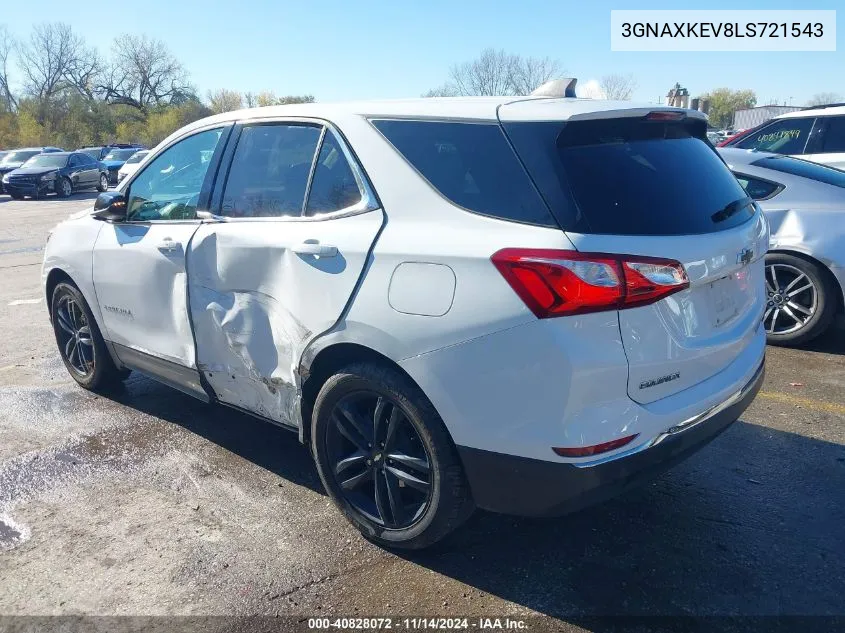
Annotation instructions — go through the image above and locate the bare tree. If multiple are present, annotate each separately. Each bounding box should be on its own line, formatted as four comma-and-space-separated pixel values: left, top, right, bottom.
0, 25, 15, 111
243, 91, 257, 108
426, 49, 564, 97
806, 92, 842, 107
100, 35, 192, 111
208, 88, 243, 113
17, 23, 98, 105
509, 56, 562, 96
600, 74, 637, 100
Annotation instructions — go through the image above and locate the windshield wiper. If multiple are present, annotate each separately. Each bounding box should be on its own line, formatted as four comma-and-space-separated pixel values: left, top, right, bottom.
711, 197, 752, 224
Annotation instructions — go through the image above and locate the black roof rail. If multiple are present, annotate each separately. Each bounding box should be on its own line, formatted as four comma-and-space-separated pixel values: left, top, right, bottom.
801, 102, 845, 111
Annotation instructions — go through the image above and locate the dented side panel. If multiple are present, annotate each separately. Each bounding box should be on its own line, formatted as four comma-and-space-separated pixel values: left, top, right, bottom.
187, 211, 384, 426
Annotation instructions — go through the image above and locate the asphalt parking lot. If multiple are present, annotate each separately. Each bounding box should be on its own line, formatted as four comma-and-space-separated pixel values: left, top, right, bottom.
0, 193, 843, 628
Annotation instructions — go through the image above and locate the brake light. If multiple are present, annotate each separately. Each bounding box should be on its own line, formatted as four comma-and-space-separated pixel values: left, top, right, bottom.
646, 111, 685, 121
491, 249, 689, 318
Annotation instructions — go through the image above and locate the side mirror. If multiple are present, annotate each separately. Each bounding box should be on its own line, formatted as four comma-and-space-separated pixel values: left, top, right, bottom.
92, 191, 127, 222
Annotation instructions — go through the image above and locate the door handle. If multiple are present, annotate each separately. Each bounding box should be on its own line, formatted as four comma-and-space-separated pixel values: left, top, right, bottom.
291, 241, 338, 257
157, 238, 181, 253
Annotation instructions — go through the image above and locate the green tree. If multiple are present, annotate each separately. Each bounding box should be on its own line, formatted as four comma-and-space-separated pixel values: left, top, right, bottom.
702, 88, 757, 129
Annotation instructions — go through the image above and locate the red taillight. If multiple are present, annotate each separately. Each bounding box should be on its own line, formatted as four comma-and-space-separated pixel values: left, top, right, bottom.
491, 249, 689, 318
553, 434, 639, 458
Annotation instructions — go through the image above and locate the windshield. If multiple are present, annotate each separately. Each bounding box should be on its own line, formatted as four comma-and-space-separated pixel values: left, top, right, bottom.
1, 150, 40, 165
125, 151, 148, 164
22, 154, 68, 169
504, 117, 753, 235
103, 149, 138, 161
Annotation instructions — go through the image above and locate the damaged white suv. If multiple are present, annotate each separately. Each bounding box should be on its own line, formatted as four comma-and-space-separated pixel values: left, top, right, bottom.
43, 93, 768, 548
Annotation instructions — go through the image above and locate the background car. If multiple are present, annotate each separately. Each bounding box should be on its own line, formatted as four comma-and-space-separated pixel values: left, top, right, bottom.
721, 103, 845, 169
719, 147, 845, 345
0, 147, 64, 193
117, 149, 150, 183
101, 147, 147, 184
2, 151, 109, 199
76, 143, 145, 162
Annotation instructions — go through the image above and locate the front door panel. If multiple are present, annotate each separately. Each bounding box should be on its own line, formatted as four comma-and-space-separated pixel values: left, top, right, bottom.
188, 211, 383, 424
93, 221, 201, 366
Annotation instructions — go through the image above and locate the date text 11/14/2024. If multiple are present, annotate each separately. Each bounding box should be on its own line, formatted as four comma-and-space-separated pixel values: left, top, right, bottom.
307, 617, 529, 630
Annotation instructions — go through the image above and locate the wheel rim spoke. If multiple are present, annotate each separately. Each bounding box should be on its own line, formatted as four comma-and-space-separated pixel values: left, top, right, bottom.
335, 450, 367, 476
780, 304, 803, 325
786, 283, 812, 298
765, 277, 776, 294
387, 453, 429, 474
787, 300, 812, 316
783, 273, 807, 294
766, 308, 781, 333
333, 408, 370, 451
769, 265, 780, 291
374, 470, 391, 523
383, 406, 401, 451
385, 465, 430, 493
384, 469, 407, 526
372, 396, 387, 443
57, 309, 74, 335
339, 467, 372, 491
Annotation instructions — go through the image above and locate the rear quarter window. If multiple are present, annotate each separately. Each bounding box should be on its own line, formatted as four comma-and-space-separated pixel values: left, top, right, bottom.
371, 119, 556, 228
752, 155, 845, 188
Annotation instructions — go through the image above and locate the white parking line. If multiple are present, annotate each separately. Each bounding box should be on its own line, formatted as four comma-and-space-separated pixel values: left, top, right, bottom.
8, 298, 41, 306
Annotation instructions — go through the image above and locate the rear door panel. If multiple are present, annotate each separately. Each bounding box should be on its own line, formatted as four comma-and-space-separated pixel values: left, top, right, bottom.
565, 212, 768, 403
187, 211, 383, 424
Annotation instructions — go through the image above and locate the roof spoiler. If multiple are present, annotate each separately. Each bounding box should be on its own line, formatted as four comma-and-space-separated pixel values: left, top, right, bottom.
530, 78, 578, 99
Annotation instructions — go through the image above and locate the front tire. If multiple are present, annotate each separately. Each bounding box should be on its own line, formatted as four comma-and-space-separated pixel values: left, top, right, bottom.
764, 252, 837, 346
312, 363, 474, 549
57, 177, 73, 198
51, 282, 129, 391
97, 173, 109, 192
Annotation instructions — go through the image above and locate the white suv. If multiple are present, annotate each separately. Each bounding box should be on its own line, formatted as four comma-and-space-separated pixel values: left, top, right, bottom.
42, 96, 768, 549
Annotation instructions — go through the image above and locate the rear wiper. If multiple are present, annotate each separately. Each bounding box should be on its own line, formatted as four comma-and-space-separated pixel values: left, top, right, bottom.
711, 197, 752, 223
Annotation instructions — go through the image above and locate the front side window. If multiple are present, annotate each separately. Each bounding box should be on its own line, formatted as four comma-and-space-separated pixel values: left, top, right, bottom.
305, 132, 362, 215
733, 173, 783, 200
734, 117, 814, 154
220, 124, 321, 218
127, 128, 224, 221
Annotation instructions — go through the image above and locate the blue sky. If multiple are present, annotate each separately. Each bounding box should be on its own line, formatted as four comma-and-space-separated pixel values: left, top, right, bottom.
1, 0, 841, 106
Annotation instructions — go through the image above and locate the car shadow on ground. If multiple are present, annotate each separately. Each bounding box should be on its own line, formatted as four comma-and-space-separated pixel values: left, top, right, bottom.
0, 191, 101, 204
796, 317, 845, 356
105, 375, 844, 618
404, 420, 845, 618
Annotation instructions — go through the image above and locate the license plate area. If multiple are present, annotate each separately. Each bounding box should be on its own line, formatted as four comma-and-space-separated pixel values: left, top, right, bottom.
709, 276, 739, 328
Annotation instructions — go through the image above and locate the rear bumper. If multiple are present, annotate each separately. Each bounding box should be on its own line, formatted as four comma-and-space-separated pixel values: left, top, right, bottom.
457, 359, 765, 517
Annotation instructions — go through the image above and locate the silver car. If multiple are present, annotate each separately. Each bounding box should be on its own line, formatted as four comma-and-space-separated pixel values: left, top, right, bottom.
719, 148, 845, 345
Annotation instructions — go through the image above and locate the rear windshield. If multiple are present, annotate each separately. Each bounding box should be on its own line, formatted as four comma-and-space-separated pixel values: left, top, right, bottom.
103, 149, 138, 161
371, 120, 557, 228
125, 151, 148, 164
751, 155, 845, 188
1, 150, 39, 164
504, 117, 753, 235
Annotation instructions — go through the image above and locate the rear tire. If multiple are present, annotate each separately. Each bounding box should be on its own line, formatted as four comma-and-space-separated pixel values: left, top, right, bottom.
764, 252, 837, 346
311, 362, 474, 549
97, 173, 109, 192
50, 282, 129, 391
9, 193, 23, 200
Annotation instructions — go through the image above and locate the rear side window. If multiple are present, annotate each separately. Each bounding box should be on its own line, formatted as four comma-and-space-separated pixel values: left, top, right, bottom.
821, 116, 845, 153
305, 132, 362, 215
221, 124, 321, 218
371, 120, 556, 228
504, 117, 752, 235
752, 155, 845, 188
734, 117, 814, 154
733, 173, 783, 200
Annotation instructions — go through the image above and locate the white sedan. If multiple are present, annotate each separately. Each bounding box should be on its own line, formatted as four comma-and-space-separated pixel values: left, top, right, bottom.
116, 149, 149, 184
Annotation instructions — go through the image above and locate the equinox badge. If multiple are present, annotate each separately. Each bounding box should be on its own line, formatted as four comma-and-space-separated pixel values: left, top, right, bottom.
640, 372, 680, 389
